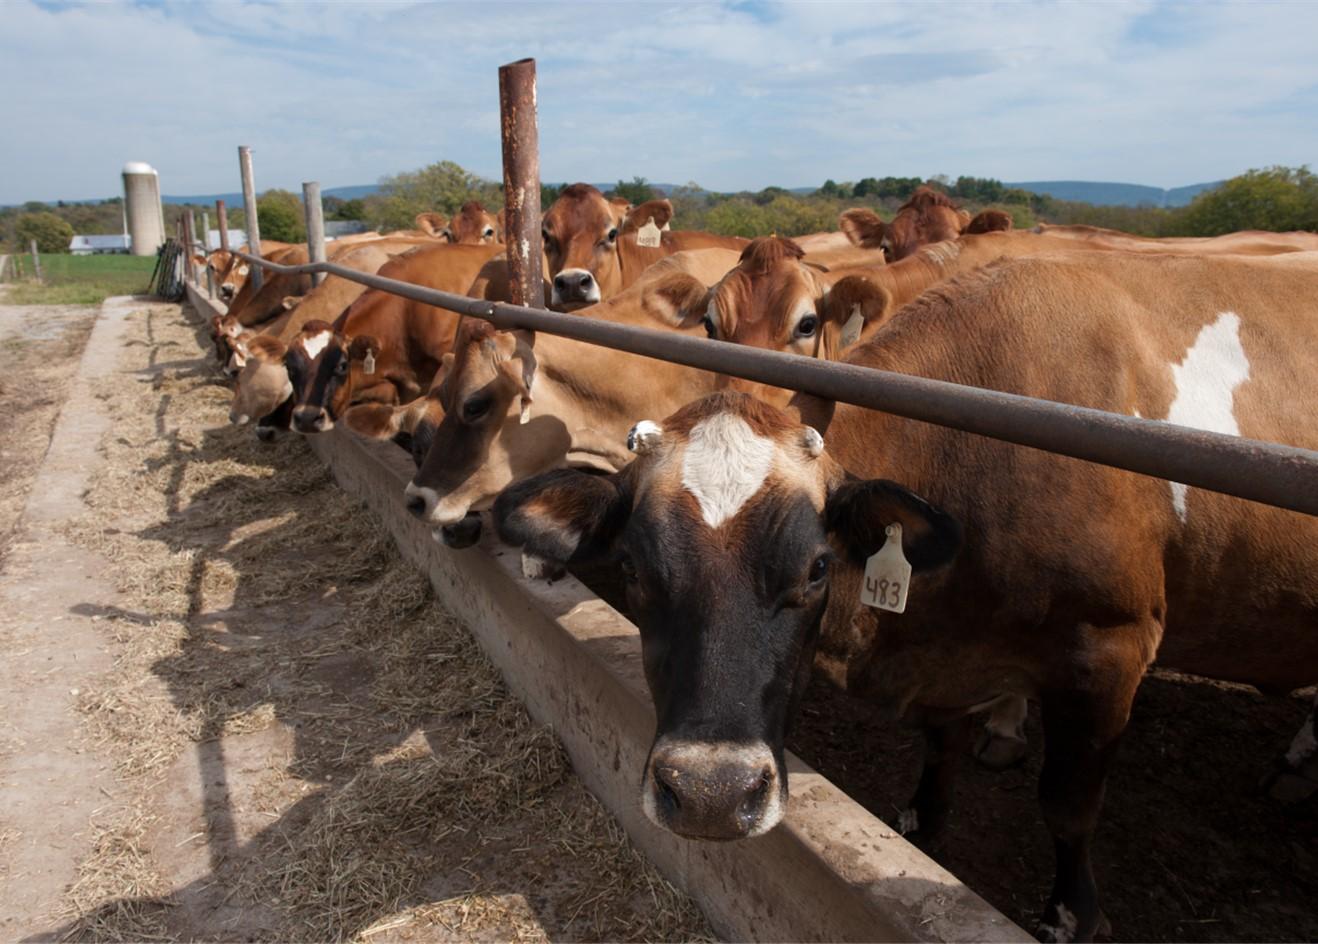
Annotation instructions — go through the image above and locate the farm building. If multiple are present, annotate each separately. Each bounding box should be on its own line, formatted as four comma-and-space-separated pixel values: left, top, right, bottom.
68, 233, 130, 254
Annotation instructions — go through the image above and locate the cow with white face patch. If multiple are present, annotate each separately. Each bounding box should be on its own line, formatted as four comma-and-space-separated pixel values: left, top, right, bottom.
493, 250, 1318, 942
541, 183, 746, 309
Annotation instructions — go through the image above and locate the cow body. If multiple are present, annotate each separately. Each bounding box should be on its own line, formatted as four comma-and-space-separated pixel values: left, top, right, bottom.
492, 250, 1318, 942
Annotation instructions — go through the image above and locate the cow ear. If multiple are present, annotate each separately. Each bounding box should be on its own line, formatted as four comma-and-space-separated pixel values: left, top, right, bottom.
821, 275, 894, 350
494, 467, 632, 565
622, 199, 674, 234
343, 402, 403, 440
839, 208, 886, 249
415, 212, 448, 238
641, 272, 711, 330
348, 335, 381, 363
825, 478, 961, 571
608, 197, 633, 224
281, 295, 300, 311
963, 209, 1013, 235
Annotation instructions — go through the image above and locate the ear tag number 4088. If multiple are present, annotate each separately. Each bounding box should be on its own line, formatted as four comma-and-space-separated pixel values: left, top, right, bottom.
861, 523, 911, 614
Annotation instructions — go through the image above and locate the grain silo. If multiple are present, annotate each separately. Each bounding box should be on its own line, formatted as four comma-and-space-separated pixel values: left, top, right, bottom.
122, 161, 165, 256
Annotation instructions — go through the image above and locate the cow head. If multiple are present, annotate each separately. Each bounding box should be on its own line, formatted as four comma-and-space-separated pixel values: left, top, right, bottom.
283, 320, 379, 434
210, 313, 247, 374
703, 237, 892, 358
448, 201, 502, 244
542, 183, 674, 308
493, 391, 960, 840
229, 335, 293, 426
403, 320, 551, 546
841, 187, 966, 261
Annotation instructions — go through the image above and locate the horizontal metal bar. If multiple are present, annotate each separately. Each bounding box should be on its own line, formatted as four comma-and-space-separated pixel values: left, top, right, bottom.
230, 249, 1318, 518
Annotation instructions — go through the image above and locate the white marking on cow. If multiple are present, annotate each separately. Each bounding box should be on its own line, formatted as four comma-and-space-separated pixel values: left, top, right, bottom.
1165, 312, 1250, 522
405, 481, 438, 517
1285, 706, 1316, 767
801, 426, 824, 458
681, 414, 775, 528
896, 808, 919, 835
300, 330, 332, 361
1042, 904, 1078, 943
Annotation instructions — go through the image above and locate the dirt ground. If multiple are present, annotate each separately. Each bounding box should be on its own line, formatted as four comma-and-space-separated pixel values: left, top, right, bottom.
0, 299, 709, 942
0, 293, 96, 566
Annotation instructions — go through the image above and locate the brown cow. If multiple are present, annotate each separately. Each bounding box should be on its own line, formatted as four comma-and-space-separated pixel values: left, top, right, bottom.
491, 250, 1318, 942
283, 242, 503, 433
227, 335, 294, 440
840, 187, 1011, 261
1034, 222, 1318, 254
393, 249, 743, 544
542, 183, 746, 308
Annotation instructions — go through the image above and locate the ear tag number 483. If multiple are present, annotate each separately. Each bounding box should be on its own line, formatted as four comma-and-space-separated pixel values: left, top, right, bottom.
861, 523, 911, 614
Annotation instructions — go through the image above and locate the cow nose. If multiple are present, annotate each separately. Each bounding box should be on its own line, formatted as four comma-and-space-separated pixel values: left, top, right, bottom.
292, 406, 328, 433
644, 741, 781, 841
553, 270, 593, 297
405, 494, 426, 518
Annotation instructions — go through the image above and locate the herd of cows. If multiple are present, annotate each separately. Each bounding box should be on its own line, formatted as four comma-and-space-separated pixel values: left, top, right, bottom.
199, 184, 1318, 943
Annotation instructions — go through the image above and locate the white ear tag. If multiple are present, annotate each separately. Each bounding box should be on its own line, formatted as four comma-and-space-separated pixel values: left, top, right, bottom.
860, 523, 912, 613
363, 351, 376, 375
840, 304, 864, 348
519, 396, 531, 424
637, 218, 662, 248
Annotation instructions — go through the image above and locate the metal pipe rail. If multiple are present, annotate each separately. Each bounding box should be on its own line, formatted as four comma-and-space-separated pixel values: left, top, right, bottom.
229, 249, 1318, 518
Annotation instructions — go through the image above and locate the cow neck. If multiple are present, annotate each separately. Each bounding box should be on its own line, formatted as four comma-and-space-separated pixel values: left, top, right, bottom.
614, 234, 671, 291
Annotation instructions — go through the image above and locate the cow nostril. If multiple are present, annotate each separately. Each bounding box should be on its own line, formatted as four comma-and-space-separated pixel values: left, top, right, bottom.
579, 272, 593, 287
654, 767, 682, 814
405, 494, 426, 518
553, 275, 567, 290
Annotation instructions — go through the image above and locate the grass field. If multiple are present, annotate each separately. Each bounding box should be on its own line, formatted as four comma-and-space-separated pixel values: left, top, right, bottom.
2, 253, 157, 305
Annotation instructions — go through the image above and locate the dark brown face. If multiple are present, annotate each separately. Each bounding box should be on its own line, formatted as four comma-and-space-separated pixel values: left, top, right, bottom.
493, 392, 961, 843
284, 325, 354, 434
541, 184, 627, 308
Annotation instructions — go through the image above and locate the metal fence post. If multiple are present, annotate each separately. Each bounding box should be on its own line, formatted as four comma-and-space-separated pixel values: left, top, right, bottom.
29, 239, 42, 282
202, 210, 211, 252
185, 209, 199, 283
238, 145, 263, 290
498, 58, 544, 309
302, 181, 327, 287
216, 200, 230, 254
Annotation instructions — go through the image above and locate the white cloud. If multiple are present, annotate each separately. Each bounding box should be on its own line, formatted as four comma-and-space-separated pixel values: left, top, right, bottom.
1, 0, 1315, 204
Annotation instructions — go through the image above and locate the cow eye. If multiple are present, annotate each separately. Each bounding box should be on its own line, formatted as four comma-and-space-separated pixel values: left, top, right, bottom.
335, 358, 349, 375
607, 227, 618, 243
795, 314, 819, 338
463, 394, 492, 421
702, 313, 717, 340
619, 554, 638, 583
483, 227, 495, 238
808, 554, 830, 584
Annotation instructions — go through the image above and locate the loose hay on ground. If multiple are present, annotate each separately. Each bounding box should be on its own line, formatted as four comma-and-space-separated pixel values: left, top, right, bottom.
53, 302, 709, 942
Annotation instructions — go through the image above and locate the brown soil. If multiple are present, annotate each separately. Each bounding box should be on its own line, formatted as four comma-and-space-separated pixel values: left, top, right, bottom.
16, 301, 709, 942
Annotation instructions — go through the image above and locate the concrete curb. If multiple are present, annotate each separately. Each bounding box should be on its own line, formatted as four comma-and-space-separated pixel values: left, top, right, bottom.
186, 282, 1027, 943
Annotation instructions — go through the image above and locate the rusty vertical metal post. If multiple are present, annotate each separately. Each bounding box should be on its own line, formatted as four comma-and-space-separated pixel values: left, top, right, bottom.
302, 181, 327, 287
201, 210, 211, 252
186, 208, 199, 282
29, 239, 42, 282
498, 58, 544, 309
238, 145, 263, 290
216, 200, 230, 254
207, 263, 216, 299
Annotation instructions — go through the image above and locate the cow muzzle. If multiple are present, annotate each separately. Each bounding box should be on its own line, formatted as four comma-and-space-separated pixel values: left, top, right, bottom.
438, 512, 483, 549
292, 406, 333, 433
551, 269, 600, 307
642, 739, 784, 841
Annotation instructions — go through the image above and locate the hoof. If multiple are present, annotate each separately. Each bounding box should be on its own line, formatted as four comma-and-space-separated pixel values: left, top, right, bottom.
974, 730, 1028, 770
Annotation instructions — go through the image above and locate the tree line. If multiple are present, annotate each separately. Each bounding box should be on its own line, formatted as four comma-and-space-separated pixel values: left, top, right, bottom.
5, 164, 1315, 254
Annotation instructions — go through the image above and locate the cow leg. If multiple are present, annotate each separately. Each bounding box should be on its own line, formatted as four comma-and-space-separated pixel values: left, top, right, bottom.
974, 694, 1030, 770
1035, 646, 1145, 944
897, 714, 973, 840
1263, 693, 1318, 804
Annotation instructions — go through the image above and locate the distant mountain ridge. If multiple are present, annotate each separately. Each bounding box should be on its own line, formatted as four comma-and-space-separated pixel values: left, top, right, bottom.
1005, 180, 1223, 207
14, 178, 1224, 210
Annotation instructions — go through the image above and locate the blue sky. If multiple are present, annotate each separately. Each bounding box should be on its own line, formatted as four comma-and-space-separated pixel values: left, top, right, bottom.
2, 0, 1316, 204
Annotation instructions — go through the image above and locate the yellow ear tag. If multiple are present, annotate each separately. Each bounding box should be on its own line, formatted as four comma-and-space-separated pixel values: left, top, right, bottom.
637, 218, 662, 248
860, 523, 911, 614
363, 351, 376, 375
840, 304, 864, 348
